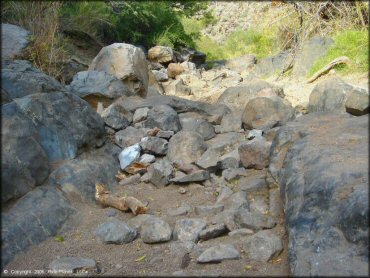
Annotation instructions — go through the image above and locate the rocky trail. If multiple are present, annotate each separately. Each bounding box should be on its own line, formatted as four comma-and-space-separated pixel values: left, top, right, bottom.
1, 23, 369, 277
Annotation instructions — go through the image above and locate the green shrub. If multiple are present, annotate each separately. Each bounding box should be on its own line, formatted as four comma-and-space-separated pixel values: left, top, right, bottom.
308, 29, 369, 76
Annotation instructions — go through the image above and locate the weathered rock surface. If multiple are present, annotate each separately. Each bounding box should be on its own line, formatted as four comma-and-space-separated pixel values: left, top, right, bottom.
147, 159, 174, 187
167, 131, 207, 165
308, 77, 369, 116
67, 70, 131, 102
115, 127, 146, 148
217, 79, 284, 110
140, 136, 168, 156
235, 207, 276, 231
292, 37, 334, 79
1, 24, 30, 60
199, 224, 229, 241
179, 113, 216, 140
269, 112, 369, 276
95, 219, 137, 244
238, 137, 272, 169
243, 230, 283, 262
4, 91, 105, 173
173, 219, 207, 242
49, 257, 96, 272
167, 63, 185, 78
101, 103, 133, 130
148, 46, 175, 64
140, 217, 172, 243
1, 60, 65, 102
242, 96, 295, 131
89, 43, 149, 97
1, 186, 76, 268
144, 105, 182, 132
197, 244, 240, 263
171, 170, 210, 183
133, 107, 150, 123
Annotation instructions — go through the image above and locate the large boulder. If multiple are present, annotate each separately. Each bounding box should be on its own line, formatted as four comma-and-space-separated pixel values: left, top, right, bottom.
1, 60, 65, 103
1, 102, 50, 203
238, 137, 272, 170
1, 23, 30, 60
147, 46, 175, 64
308, 77, 369, 116
217, 79, 284, 110
1, 186, 76, 268
179, 113, 216, 140
89, 43, 149, 97
47, 143, 121, 201
292, 37, 334, 79
66, 70, 132, 104
144, 104, 181, 132
167, 131, 207, 165
269, 112, 369, 276
12, 92, 105, 161
253, 50, 292, 78
167, 63, 185, 79
242, 96, 295, 131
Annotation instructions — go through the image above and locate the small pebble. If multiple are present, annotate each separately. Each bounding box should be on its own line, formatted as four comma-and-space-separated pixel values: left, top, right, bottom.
179, 187, 187, 194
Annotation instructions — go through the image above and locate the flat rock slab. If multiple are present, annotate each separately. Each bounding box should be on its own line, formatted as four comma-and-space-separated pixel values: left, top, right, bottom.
1, 23, 30, 60
171, 170, 210, 183
95, 219, 137, 244
173, 218, 207, 242
197, 244, 240, 263
243, 230, 283, 262
49, 257, 96, 272
140, 217, 172, 243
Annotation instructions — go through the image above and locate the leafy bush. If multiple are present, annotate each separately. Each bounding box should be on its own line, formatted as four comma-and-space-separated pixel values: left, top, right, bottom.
308, 29, 369, 76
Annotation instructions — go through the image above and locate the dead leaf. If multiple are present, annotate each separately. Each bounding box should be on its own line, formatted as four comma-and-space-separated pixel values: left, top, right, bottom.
125, 162, 148, 175
271, 258, 281, 264
244, 265, 252, 270
115, 172, 126, 181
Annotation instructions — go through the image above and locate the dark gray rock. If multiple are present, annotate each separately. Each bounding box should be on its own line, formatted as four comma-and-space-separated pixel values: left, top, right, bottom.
215, 186, 234, 204
49, 257, 96, 272
178, 47, 206, 66
140, 217, 172, 243
173, 218, 207, 242
235, 207, 276, 231
269, 112, 368, 276
1, 24, 30, 60
195, 148, 220, 171
67, 70, 131, 101
133, 107, 149, 123
167, 131, 207, 165
115, 94, 230, 124
119, 173, 141, 186
219, 110, 242, 133
195, 204, 224, 216
219, 149, 240, 169
1, 102, 50, 202
239, 177, 267, 193
308, 77, 369, 116
239, 137, 272, 169
179, 113, 216, 140
292, 37, 334, 79
114, 126, 146, 148
95, 219, 137, 244
13, 92, 105, 161
222, 191, 249, 211
243, 230, 283, 262
171, 170, 210, 183
144, 105, 181, 132
48, 143, 121, 201
147, 159, 174, 187
197, 244, 240, 263
127, 214, 154, 232
206, 132, 244, 153
1, 60, 65, 102
242, 96, 295, 131
211, 209, 237, 231
118, 144, 141, 170
101, 103, 133, 130
140, 136, 168, 155
1, 186, 76, 268
222, 167, 247, 182
199, 224, 229, 241
217, 79, 284, 110
253, 50, 292, 78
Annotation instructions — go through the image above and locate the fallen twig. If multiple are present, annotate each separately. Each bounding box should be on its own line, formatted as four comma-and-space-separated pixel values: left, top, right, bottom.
307, 56, 350, 83
95, 183, 148, 215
